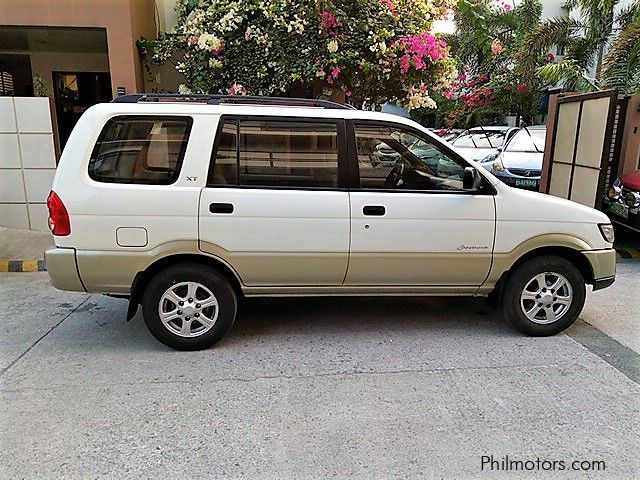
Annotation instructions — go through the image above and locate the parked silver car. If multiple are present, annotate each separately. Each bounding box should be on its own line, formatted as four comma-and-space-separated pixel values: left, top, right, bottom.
486, 126, 546, 191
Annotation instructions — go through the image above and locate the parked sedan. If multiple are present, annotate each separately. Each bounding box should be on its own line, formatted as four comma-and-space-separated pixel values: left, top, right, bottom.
604, 169, 640, 232
487, 126, 546, 191
451, 126, 519, 163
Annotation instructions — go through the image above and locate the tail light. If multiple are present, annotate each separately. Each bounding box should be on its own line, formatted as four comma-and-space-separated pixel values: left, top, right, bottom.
47, 190, 71, 236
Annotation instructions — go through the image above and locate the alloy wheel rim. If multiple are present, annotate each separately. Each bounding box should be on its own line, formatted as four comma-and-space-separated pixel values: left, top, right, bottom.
520, 272, 573, 325
158, 281, 219, 337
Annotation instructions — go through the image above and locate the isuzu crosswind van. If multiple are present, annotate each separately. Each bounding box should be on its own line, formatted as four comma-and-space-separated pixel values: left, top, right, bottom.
46, 94, 616, 350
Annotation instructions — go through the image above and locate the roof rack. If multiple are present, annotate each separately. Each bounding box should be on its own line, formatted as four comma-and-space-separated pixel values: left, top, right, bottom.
111, 93, 356, 110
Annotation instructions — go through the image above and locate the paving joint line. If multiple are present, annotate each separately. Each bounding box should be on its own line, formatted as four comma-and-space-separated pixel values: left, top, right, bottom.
0, 296, 92, 377
567, 319, 640, 385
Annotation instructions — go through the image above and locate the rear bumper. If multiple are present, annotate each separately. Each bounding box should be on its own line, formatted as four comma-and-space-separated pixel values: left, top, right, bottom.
45, 247, 85, 292
582, 248, 616, 290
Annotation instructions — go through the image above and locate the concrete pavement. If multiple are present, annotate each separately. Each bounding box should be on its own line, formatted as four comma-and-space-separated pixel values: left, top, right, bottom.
1, 269, 639, 479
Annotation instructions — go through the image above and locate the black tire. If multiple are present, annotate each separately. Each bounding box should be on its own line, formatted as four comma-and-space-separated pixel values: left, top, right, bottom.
500, 255, 586, 336
142, 263, 237, 350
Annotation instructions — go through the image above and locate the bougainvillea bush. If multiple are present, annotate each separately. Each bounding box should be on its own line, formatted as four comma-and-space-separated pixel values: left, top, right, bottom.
141, 0, 457, 110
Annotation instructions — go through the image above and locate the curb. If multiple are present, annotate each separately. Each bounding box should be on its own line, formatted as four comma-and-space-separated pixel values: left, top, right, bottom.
616, 247, 640, 260
0, 260, 47, 272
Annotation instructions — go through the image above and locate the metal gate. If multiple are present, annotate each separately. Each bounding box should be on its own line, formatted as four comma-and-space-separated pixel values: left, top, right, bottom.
542, 90, 618, 209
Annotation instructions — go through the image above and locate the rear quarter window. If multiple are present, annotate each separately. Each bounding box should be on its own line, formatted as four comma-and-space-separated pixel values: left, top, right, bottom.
89, 116, 192, 184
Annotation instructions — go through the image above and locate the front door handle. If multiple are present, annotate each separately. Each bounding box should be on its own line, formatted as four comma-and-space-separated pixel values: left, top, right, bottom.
363, 205, 386, 216
209, 203, 234, 214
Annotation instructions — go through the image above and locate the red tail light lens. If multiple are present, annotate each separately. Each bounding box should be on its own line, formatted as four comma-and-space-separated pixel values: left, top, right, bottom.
47, 190, 71, 236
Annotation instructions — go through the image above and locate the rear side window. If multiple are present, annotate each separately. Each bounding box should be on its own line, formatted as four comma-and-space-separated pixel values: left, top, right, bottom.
89, 116, 192, 184
209, 118, 339, 188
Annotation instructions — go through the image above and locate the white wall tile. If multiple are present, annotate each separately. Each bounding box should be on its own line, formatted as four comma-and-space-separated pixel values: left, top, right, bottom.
19, 134, 56, 168
0, 203, 29, 229
23, 169, 55, 203
14, 97, 53, 133
0, 170, 26, 202
28, 203, 49, 231
0, 98, 17, 133
0, 134, 21, 168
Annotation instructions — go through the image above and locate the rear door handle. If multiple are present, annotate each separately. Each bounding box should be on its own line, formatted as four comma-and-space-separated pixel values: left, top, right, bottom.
363, 205, 386, 216
209, 203, 234, 214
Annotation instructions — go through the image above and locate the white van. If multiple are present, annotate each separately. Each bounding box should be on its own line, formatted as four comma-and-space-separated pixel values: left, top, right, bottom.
46, 94, 616, 350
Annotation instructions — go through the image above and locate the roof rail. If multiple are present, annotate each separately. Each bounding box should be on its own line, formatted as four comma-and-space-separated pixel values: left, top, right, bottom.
111, 94, 356, 110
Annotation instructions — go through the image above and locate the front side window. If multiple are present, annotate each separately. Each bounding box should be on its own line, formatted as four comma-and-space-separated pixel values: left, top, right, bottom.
89, 116, 192, 184
355, 123, 469, 191
210, 118, 339, 188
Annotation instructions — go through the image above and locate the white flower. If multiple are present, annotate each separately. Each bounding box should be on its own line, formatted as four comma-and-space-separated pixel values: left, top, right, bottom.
327, 39, 339, 53
178, 84, 192, 95
209, 58, 223, 69
406, 89, 437, 110
197, 33, 223, 53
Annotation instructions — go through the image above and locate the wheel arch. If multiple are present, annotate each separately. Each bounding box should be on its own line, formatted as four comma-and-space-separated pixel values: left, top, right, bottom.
491, 245, 595, 303
129, 253, 244, 314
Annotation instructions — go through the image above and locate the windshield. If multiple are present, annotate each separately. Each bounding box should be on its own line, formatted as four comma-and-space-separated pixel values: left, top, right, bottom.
452, 130, 506, 149
505, 128, 546, 153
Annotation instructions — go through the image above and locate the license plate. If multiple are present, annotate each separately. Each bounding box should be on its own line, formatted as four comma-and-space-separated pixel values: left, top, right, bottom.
608, 201, 629, 219
515, 178, 539, 188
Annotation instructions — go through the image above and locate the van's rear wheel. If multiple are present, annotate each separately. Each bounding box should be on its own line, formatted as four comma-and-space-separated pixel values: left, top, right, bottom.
142, 263, 237, 350
501, 255, 585, 336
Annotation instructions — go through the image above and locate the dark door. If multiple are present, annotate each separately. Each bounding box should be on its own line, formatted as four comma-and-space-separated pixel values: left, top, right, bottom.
53, 72, 112, 148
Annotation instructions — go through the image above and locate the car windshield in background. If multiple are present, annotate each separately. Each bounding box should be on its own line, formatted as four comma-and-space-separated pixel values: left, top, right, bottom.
505, 128, 546, 153
452, 130, 506, 149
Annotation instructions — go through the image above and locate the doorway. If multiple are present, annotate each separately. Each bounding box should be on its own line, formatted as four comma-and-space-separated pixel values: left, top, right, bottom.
53, 71, 112, 148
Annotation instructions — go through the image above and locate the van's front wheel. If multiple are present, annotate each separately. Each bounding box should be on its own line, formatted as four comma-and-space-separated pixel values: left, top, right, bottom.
501, 255, 585, 336
142, 263, 237, 350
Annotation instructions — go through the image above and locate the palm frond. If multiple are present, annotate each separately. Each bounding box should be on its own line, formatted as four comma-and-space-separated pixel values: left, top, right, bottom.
538, 60, 599, 92
601, 20, 640, 93
524, 17, 583, 57
616, 2, 640, 31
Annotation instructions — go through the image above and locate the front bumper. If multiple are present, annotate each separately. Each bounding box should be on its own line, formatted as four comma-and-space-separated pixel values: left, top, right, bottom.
582, 248, 617, 291
45, 247, 86, 292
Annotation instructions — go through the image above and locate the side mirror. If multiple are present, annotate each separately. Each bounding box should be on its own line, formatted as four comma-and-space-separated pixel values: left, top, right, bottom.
463, 167, 482, 191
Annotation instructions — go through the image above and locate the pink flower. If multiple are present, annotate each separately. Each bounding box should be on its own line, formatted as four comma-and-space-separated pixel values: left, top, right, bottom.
331, 66, 341, 78
395, 32, 448, 74
479, 75, 489, 83
186, 35, 199, 47
228, 83, 247, 95
380, 0, 397, 16
547, 53, 555, 62
517, 84, 528, 94
321, 11, 342, 35
491, 39, 503, 55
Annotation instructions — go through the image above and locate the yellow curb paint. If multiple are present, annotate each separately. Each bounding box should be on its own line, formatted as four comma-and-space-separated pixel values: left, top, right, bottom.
22, 260, 38, 272
0, 261, 8, 272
